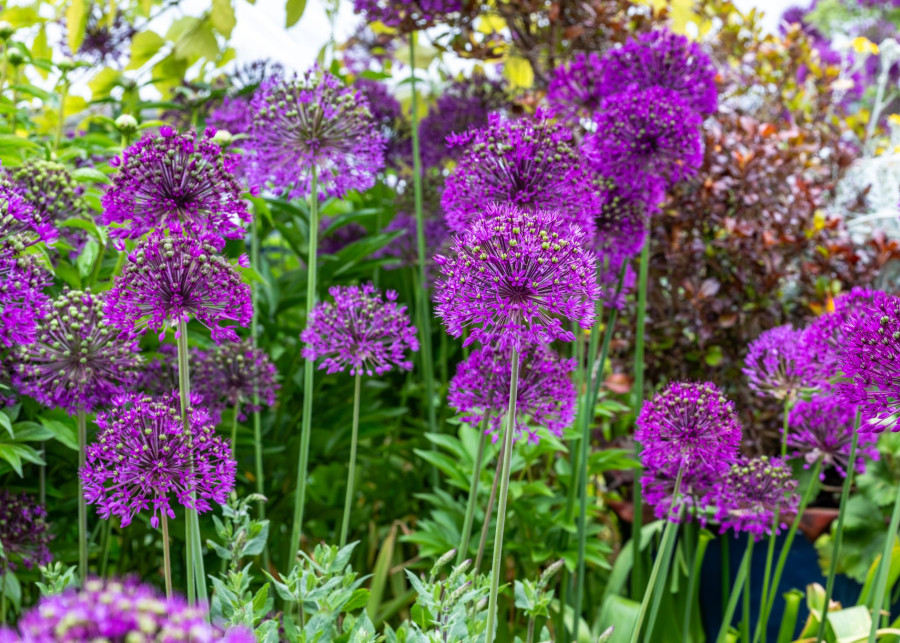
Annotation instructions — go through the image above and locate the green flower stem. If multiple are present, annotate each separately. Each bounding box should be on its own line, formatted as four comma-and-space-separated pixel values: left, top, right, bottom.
230, 401, 241, 460
485, 348, 521, 643
631, 236, 651, 599
780, 397, 792, 458
250, 211, 268, 569
815, 413, 860, 643
682, 527, 712, 641
87, 241, 107, 287
868, 472, 900, 643
721, 536, 731, 621
339, 373, 363, 548
475, 438, 505, 575
77, 410, 88, 582
743, 548, 752, 643
629, 469, 683, 643
55, 75, 69, 151
100, 520, 112, 577
161, 513, 173, 599
0, 574, 6, 624
290, 166, 319, 558
715, 539, 755, 643
458, 415, 488, 566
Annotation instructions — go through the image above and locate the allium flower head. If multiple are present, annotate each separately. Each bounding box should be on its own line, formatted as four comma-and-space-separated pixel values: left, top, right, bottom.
100, 126, 250, 247
434, 204, 600, 349
635, 381, 742, 478
247, 67, 386, 200
302, 283, 419, 376
547, 51, 606, 123
803, 287, 880, 372
352, 0, 465, 32
82, 393, 236, 528
62, 8, 136, 67
643, 465, 718, 525
227, 59, 286, 94
356, 78, 410, 168
0, 491, 50, 571
7, 160, 90, 225
11, 289, 142, 413
104, 234, 252, 344
193, 339, 279, 419
599, 29, 719, 116
0, 253, 51, 348
787, 396, 878, 478
8, 578, 252, 642
714, 456, 799, 539
442, 110, 598, 235
743, 324, 827, 400
448, 344, 577, 443
0, 176, 57, 249
208, 96, 254, 136
594, 177, 651, 261
584, 87, 703, 192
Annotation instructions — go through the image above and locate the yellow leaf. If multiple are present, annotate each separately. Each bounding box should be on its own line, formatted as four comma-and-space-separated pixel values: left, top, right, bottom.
126, 30, 164, 70
211, 0, 236, 37
395, 41, 436, 69
88, 67, 120, 98
65, 0, 88, 53
503, 56, 533, 89
63, 94, 88, 118
31, 26, 50, 78
0, 6, 40, 28
813, 209, 826, 232
285, 0, 306, 27
477, 15, 505, 33
368, 21, 396, 35
889, 114, 900, 127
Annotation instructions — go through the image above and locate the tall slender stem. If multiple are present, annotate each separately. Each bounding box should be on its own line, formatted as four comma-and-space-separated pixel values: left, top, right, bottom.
290, 166, 319, 558
77, 410, 88, 581
339, 373, 362, 548
682, 527, 711, 641
743, 549, 752, 643
631, 238, 651, 599
485, 348, 520, 643
721, 536, 731, 621
715, 539, 755, 643
161, 513, 173, 599
250, 211, 268, 562
230, 401, 241, 460
0, 574, 6, 624
458, 417, 488, 565
475, 439, 505, 575
868, 472, 900, 643
55, 76, 69, 151
100, 520, 112, 577
815, 414, 860, 643
780, 397, 792, 458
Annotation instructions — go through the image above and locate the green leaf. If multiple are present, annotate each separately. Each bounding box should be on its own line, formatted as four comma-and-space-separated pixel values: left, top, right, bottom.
88, 67, 121, 99
71, 167, 111, 184
38, 416, 79, 450
285, 0, 306, 27
211, 0, 236, 37
127, 30, 165, 70
173, 20, 218, 62
366, 525, 396, 620
596, 595, 640, 643
12, 422, 55, 442
65, 0, 88, 53
0, 411, 12, 439
343, 587, 370, 613
77, 240, 100, 278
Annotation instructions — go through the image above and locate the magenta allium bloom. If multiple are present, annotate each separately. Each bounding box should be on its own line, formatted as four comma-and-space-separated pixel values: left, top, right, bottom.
82, 393, 236, 528
434, 204, 600, 349
448, 344, 577, 443
584, 87, 703, 192
193, 339, 279, 420
104, 234, 252, 344
352, 0, 464, 31
714, 456, 799, 540
802, 288, 880, 372
547, 51, 606, 123
441, 110, 598, 235
0, 491, 51, 571
8, 578, 252, 643
786, 396, 878, 479
743, 324, 827, 400
1, 176, 57, 248
99, 126, 251, 247
599, 29, 718, 116
642, 466, 718, 525
11, 289, 142, 414
594, 177, 652, 261
635, 381, 742, 479
208, 96, 254, 136
0, 254, 51, 348
302, 283, 419, 376
246, 68, 386, 200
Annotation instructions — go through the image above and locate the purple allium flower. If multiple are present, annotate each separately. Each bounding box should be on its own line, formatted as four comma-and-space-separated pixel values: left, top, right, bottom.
0, 254, 51, 348
584, 87, 703, 193
99, 126, 251, 247
594, 177, 651, 261
8, 578, 253, 642
372, 212, 449, 278
786, 396, 878, 479
547, 51, 606, 123
714, 456, 799, 540
82, 393, 236, 528
246, 67, 386, 200
227, 59, 286, 94
642, 465, 718, 525
301, 282, 419, 376
352, 0, 464, 31
635, 381, 742, 479
11, 289, 142, 414
441, 110, 599, 235
61, 8, 136, 67
192, 339, 279, 420
340, 22, 398, 75
104, 234, 252, 344
803, 288, 880, 372
0, 176, 57, 248
599, 29, 718, 117
448, 343, 577, 443
743, 324, 827, 400
434, 203, 600, 349
0, 491, 51, 571
208, 96, 254, 136
355, 78, 410, 168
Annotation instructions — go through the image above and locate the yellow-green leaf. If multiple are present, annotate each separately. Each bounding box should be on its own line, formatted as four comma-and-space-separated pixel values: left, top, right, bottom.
503, 56, 533, 89
211, 0, 236, 38
166, 16, 200, 42
151, 53, 188, 96
395, 42, 436, 69
31, 26, 50, 78
0, 6, 40, 28
88, 67, 120, 98
65, 0, 89, 53
173, 20, 219, 62
285, 0, 306, 28
127, 30, 164, 70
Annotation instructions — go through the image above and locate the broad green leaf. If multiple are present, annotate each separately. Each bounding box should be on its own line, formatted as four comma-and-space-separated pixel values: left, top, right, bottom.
151, 54, 189, 96
127, 30, 165, 70
38, 416, 78, 450
211, 0, 236, 37
32, 26, 50, 78
65, 0, 88, 53
285, 0, 306, 27
76, 240, 100, 278
0, 411, 11, 439
173, 21, 218, 62
88, 67, 121, 98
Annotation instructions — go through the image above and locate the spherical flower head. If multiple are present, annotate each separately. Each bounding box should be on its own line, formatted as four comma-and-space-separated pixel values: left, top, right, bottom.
434, 204, 600, 350
246, 67, 386, 200
352, 0, 464, 32
62, 8, 136, 67
584, 87, 703, 192
599, 29, 719, 116
743, 324, 828, 400
82, 393, 236, 528
714, 456, 799, 540
0, 254, 51, 348
642, 465, 718, 525
100, 126, 251, 248
448, 343, 576, 443
7, 160, 89, 225
208, 96, 254, 136
10, 577, 252, 642
547, 51, 606, 123
11, 289, 143, 414
803, 287, 880, 373
441, 109, 598, 236
0, 490, 51, 571
787, 396, 878, 479
593, 176, 652, 262
0, 176, 57, 250
104, 234, 252, 344
635, 381, 742, 479
302, 283, 419, 376
193, 339, 279, 419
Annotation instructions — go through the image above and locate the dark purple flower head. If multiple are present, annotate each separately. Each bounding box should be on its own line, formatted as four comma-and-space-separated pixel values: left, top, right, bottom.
786, 396, 878, 479
599, 29, 718, 116
105, 234, 252, 344
11, 289, 142, 414
434, 204, 600, 350
714, 456, 799, 540
442, 110, 598, 236
547, 51, 606, 123
193, 339, 279, 419
743, 324, 828, 400
302, 283, 418, 376
100, 127, 251, 247
0, 176, 57, 249
227, 59, 285, 95
247, 67, 386, 200
803, 288, 880, 372
62, 8, 136, 67
643, 465, 718, 525
584, 87, 703, 193
372, 213, 449, 279
9, 578, 252, 642
355, 78, 410, 168
0, 254, 51, 348
340, 22, 398, 75
208, 96, 254, 136
594, 176, 652, 261
82, 393, 236, 528
0, 491, 50, 571
352, 0, 464, 31
635, 381, 742, 479
448, 344, 576, 443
